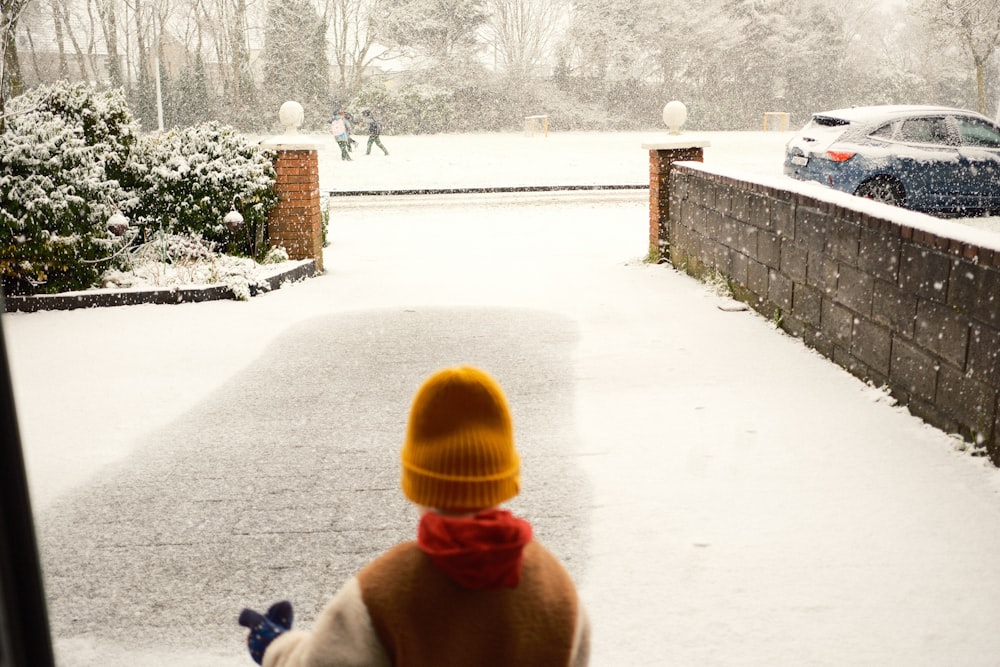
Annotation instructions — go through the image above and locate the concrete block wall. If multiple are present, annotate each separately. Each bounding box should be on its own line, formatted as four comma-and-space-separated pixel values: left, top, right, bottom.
268, 149, 324, 272
665, 164, 1000, 466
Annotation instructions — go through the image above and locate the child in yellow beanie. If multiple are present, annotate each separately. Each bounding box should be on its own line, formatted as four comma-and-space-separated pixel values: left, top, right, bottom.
239, 366, 590, 667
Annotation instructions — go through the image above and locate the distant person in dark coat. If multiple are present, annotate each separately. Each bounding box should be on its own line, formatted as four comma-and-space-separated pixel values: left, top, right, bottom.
362, 109, 389, 156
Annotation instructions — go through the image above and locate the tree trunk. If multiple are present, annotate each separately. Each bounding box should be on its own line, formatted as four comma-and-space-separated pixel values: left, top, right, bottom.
54, 0, 94, 82
23, 27, 42, 83
1, 22, 24, 132
95, 0, 123, 87
134, 0, 148, 79
1, 1, 29, 133
976, 55, 987, 115
50, 0, 68, 78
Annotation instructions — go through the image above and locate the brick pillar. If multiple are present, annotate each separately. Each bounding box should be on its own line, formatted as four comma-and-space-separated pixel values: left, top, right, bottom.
644, 140, 708, 260
268, 147, 324, 272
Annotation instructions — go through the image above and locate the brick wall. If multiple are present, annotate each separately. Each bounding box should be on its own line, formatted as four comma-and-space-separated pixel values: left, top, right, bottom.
648, 146, 705, 255
664, 163, 1000, 466
269, 149, 324, 272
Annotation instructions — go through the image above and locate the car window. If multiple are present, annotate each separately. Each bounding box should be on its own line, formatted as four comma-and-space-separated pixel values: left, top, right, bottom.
956, 116, 1000, 148
898, 117, 958, 146
812, 115, 850, 127
869, 122, 896, 139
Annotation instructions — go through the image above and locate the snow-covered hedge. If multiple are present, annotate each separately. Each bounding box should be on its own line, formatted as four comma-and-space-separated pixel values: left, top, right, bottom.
130, 123, 278, 255
352, 82, 495, 135
0, 82, 278, 296
0, 83, 133, 295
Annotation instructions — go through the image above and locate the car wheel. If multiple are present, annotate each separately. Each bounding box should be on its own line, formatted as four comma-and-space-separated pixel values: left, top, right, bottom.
855, 177, 904, 207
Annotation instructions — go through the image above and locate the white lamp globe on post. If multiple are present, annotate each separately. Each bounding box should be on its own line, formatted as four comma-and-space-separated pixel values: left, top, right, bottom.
662, 101, 688, 135
278, 101, 304, 136
224, 207, 245, 234
107, 211, 129, 237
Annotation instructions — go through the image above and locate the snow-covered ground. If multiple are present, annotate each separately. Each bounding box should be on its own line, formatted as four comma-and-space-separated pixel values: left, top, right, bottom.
89, 129, 1000, 290
4, 130, 1000, 666
314, 128, 1000, 233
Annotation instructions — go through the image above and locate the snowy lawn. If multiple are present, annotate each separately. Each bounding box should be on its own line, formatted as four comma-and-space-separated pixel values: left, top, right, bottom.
316, 128, 1000, 237
49, 129, 1000, 296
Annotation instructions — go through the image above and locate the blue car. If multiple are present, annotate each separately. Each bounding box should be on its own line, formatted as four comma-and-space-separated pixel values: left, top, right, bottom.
784, 105, 1000, 216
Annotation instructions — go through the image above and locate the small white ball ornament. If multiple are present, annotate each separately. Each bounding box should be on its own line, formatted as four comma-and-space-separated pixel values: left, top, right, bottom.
662, 101, 688, 135
278, 101, 304, 135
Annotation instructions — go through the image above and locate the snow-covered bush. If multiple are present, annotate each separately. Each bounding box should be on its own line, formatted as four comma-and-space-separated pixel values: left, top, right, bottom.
350, 82, 456, 135
351, 84, 396, 132
129, 231, 217, 266
448, 83, 519, 132
131, 122, 278, 258
390, 85, 455, 134
0, 83, 136, 294
1, 82, 282, 296
99, 233, 271, 299
28, 81, 138, 184
261, 245, 289, 264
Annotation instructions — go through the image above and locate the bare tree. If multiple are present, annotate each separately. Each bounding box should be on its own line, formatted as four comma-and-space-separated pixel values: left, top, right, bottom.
484, 0, 564, 82
93, 0, 123, 87
48, 0, 68, 78
228, 0, 253, 109
126, 0, 149, 83
917, 0, 1000, 114
1, 0, 33, 129
49, 0, 99, 82
187, 0, 228, 98
121, 0, 173, 128
188, 0, 255, 112
322, 0, 392, 98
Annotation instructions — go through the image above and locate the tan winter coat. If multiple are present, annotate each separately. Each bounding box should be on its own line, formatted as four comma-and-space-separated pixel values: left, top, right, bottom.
262, 540, 590, 667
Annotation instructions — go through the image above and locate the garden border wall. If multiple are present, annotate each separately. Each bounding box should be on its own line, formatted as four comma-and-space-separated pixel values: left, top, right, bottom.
2, 260, 315, 313
659, 159, 1000, 466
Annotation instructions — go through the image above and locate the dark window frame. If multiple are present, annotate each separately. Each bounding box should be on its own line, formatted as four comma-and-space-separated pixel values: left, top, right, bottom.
0, 295, 56, 667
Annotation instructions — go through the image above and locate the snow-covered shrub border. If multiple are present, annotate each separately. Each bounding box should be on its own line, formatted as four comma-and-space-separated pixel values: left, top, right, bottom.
99, 233, 295, 301
0, 81, 281, 297
130, 122, 278, 256
0, 83, 135, 294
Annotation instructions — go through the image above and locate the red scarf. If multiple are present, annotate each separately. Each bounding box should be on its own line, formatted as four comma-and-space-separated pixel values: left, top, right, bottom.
417, 509, 533, 591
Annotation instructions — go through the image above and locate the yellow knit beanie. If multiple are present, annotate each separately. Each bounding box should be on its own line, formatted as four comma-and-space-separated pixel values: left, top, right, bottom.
401, 366, 520, 510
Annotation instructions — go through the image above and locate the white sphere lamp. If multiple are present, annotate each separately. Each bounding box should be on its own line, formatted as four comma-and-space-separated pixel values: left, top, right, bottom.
279, 101, 304, 135
662, 101, 688, 135
224, 208, 245, 233
107, 211, 129, 236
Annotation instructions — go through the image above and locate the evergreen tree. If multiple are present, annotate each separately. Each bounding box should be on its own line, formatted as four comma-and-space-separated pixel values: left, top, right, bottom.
167, 54, 213, 128
132, 67, 160, 133
261, 0, 331, 130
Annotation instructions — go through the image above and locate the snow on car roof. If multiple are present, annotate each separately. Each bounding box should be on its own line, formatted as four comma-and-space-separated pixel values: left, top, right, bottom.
813, 105, 975, 124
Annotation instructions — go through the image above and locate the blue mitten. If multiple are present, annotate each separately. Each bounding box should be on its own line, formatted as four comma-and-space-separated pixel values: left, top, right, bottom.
238, 600, 294, 665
